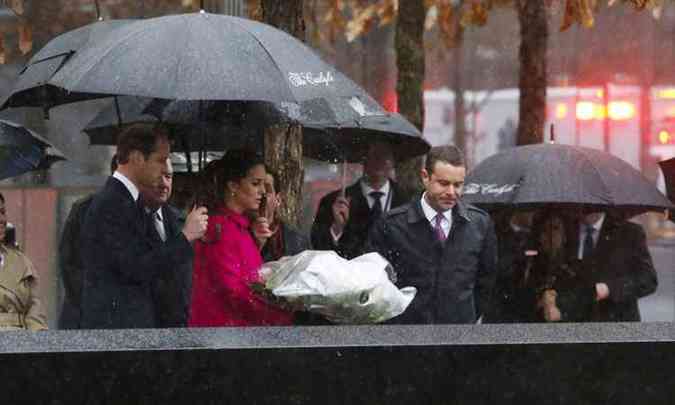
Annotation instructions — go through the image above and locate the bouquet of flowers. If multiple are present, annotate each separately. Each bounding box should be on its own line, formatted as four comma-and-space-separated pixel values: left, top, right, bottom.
253, 250, 417, 324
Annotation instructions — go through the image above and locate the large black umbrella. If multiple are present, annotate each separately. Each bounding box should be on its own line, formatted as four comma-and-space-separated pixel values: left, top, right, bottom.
0, 120, 65, 180
463, 143, 673, 214
49, 12, 385, 119
0, 19, 133, 111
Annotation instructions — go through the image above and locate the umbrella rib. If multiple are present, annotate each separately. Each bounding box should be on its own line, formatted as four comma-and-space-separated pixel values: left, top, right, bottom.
575, 146, 614, 205
52, 22, 151, 92
226, 18, 294, 102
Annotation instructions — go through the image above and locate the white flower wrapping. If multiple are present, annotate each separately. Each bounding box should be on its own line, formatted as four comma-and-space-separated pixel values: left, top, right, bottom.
258, 250, 417, 324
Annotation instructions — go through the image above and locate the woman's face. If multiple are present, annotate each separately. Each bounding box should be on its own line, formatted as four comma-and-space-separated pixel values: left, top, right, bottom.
228, 164, 267, 213
539, 216, 566, 254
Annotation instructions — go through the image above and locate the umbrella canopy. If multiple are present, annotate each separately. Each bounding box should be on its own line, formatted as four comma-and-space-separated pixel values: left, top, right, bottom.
659, 157, 675, 203
83, 96, 429, 162
0, 120, 65, 180
49, 12, 384, 118
302, 112, 429, 162
0, 20, 133, 110
462, 143, 673, 214
83, 97, 272, 151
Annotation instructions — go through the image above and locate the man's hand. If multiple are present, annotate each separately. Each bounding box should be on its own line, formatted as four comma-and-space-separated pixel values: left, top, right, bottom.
252, 216, 276, 249
595, 283, 610, 301
330, 196, 351, 236
182, 206, 208, 242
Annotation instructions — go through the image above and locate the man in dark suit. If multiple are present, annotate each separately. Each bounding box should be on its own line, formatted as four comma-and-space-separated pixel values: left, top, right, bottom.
142, 157, 193, 328
58, 156, 118, 329
79, 123, 208, 329
366, 146, 498, 324
561, 211, 658, 322
311, 142, 408, 259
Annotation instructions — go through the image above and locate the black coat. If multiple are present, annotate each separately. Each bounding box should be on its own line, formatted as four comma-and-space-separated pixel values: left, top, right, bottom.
149, 205, 194, 328
365, 199, 498, 324
483, 224, 535, 323
79, 177, 193, 329
559, 216, 658, 322
311, 179, 407, 259
261, 222, 311, 262
58, 194, 93, 329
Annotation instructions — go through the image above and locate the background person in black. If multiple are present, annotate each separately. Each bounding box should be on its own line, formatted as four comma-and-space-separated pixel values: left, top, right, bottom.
142, 158, 193, 328
58, 156, 118, 329
311, 141, 407, 259
79, 123, 208, 329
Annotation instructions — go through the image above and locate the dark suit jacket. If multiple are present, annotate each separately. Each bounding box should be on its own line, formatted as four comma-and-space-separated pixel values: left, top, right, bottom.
79, 177, 194, 329
365, 199, 498, 324
562, 216, 658, 322
311, 179, 407, 259
58, 194, 93, 329
149, 205, 194, 328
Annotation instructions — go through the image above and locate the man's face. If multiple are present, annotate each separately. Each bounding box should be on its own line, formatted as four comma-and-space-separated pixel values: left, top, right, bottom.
421, 161, 466, 212
363, 142, 394, 181
136, 137, 170, 191
142, 158, 173, 208
0, 201, 6, 243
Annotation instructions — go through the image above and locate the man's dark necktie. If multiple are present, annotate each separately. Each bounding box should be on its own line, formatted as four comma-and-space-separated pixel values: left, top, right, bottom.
434, 213, 447, 242
583, 224, 595, 260
370, 191, 384, 217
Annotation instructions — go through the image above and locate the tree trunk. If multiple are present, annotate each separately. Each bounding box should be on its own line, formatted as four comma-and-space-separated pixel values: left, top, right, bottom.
516, 0, 547, 146
260, 0, 305, 227
452, 27, 466, 154
394, 0, 426, 200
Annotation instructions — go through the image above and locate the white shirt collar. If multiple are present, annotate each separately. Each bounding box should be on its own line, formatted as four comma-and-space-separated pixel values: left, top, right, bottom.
361, 178, 391, 209
420, 192, 452, 223
582, 212, 605, 233
112, 171, 140, 202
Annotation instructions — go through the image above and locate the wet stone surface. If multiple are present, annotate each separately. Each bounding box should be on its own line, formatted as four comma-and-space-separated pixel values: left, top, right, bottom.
1, 324, 675, 404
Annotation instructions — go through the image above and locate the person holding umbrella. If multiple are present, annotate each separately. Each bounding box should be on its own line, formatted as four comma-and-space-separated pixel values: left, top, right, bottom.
79, 123, 208, 329
0, 192, 48, 331
365, 146, 498, 324
538, 210, 658, 322
311, 141, 408, 260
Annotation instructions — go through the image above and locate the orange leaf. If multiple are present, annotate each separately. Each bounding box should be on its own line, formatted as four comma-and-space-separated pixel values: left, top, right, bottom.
460, 2, 489, 27
9, 0, 24, 16
18, 22, 32, 55
0, 35, 5, 65
346, 4, 377, 42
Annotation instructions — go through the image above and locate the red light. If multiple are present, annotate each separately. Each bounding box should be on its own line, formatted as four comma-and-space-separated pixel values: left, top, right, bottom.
607, 101, 635, 121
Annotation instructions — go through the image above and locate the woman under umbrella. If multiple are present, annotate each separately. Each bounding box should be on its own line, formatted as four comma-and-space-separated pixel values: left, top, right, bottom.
188, 149, 292, 327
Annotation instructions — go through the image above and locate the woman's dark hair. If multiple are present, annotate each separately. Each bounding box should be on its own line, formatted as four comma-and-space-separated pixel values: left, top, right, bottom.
199, 149, 264, 210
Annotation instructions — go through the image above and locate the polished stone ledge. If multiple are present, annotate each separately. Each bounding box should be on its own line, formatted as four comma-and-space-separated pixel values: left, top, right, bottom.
1, 322, 674, 353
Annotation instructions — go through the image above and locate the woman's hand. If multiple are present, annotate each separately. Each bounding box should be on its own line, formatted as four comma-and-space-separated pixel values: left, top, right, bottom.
252, 216, 276, 249
539, 289, 562, 322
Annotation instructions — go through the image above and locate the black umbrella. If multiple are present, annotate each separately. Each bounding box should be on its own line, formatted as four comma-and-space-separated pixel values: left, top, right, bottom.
0, 20, 133, 111
462, 143, 673, 214
0, 120, 65, 180
83, 96, 429, 163
49, 13, 385, 117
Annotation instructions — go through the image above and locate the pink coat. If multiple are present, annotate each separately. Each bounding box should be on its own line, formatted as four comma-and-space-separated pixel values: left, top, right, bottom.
188, 207, 292, 327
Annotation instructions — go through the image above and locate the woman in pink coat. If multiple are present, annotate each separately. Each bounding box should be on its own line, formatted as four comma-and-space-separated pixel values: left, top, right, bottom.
188, 150, 292, 327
